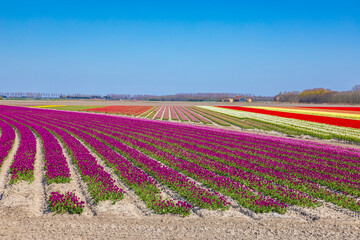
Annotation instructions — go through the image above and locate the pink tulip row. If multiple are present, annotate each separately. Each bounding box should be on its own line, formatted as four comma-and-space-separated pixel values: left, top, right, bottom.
154, 106, 165, 119
177, 107, 200, 122
173, 107, 189, 121
162, 107, 170, 120
181, 107, 212, 124
170, 107, 179, 120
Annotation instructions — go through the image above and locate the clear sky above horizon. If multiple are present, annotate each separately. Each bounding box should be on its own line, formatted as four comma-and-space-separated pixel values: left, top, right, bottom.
1, 0, 359, 96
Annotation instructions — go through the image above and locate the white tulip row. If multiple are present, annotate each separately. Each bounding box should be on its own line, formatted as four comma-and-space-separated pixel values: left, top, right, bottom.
199, 106, 360, 142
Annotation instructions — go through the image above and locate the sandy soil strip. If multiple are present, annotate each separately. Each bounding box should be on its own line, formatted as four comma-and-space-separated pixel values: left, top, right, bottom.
73, 136, 150, 217
55, 135, 98, 216
159, 106, 166, 120
116, 134, 359, 222
127, 145, 255, 219
44, 134, 94, 217
1, 215, 360, 239
73, 133, 252, 219
322, 201, 360, 221
0, 131, 45, 217
30, 136, 46, 215
0, 129, 19, 199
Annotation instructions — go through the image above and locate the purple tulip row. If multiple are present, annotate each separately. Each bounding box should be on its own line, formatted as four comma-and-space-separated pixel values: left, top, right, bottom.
0, 119, 15, 168
27, 116, 193, 215
47, 111, 360, 212
7, 115, 71, 184
35, 112, 288, 213
0, 115, 36, 184
47, 111, 351, 183
27, 114, 230, 212
172, 123, 360, 165
190, 127, 359, 166
114, 119, 359, 210
149, 125, 360, 194
70, 117, 318, 208
93, 118, 360, 202
98, 125, 319, 207
115, 126, 359, 208
49, 191, 85, 214
102, 116, 359, 181
4, 106, 360, 214
130, 124, 360, 191
11, 108, 285, 213
13, 112, 125, 204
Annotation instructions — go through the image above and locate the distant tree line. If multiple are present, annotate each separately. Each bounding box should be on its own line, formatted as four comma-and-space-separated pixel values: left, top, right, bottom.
274, 85, 360, 104
134, 93, 272, 102
0, 92, 103, 100
0, 92, 61, 98
0, 92, 273, 102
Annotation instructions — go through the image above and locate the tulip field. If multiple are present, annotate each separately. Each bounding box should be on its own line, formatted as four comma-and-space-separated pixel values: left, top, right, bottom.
32, 104, 360, 144
1, 104, 360, 219
33, 105, 214, 124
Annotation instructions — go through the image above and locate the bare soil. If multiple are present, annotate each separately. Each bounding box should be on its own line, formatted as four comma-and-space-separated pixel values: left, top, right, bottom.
0, 214, 359, 239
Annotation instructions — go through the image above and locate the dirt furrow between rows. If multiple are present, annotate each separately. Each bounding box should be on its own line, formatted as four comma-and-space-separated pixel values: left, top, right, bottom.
0, 128, 19, 200
74, 136, 150, 217
31, 136, 46, 215
125, 145, 254, 219
50, 134, 96, 216
0, 130, 44, 216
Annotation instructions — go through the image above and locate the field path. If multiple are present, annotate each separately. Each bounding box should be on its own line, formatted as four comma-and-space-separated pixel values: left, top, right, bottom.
0, 215, 360, 239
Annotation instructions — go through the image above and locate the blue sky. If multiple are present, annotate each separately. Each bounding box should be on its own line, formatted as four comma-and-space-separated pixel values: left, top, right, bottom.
0, 1, 359, 95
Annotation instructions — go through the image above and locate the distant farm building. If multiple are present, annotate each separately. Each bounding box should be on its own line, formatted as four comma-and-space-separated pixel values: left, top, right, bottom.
221, 98, 233, 102
234, 96, 247, 102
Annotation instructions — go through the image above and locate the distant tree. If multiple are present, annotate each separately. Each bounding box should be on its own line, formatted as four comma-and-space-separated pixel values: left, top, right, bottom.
274, 91, 299, 103
298, 88, 333, 103
352, 85, 360, 92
